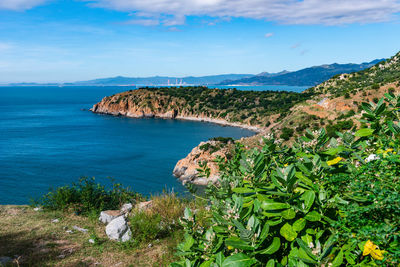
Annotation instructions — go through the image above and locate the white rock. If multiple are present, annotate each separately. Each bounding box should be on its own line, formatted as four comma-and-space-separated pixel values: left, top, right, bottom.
99, 210, 121, 224
89, 239, 95, 244
72, 226, 88, 233
121, 203, 133, 214
105, 216, 131, 242
33, 207, 41, 211
365, 154, 379, 163
66, 230, 73, 234
52, 219, 59, 223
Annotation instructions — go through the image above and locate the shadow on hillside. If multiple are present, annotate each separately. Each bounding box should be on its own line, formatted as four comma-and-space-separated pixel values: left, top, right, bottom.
0, 231, 90, 266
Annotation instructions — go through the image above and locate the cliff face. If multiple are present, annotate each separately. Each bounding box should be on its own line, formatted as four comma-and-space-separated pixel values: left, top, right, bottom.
91, 89, 264, 185
91, 90, 180, 119
173, 141, 230, 185
91, 89, 262, 131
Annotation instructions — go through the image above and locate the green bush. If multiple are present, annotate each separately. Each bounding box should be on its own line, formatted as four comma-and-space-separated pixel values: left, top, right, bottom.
280, 127, 294, 140
33, 177, 142, 215
172, 93, 400, 266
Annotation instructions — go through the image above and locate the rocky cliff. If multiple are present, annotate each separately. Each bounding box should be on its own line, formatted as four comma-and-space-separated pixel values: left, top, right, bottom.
91, 87, 313, 185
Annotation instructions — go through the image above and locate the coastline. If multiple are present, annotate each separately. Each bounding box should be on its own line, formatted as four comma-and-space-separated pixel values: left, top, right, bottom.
175, 115, 263, 133
91, 108, 264, 133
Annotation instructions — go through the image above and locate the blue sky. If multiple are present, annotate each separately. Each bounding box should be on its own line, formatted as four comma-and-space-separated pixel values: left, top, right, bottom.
0, 0, 400, 83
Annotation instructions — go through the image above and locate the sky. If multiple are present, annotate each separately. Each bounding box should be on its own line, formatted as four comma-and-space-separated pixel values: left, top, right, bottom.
0, 0, 400, 83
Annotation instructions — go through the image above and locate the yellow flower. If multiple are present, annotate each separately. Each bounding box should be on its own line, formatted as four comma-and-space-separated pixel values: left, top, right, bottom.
385, 148, 393, 153
227, 245, 234, 250
327, 157, 343, 166
363, 240, 385, 260
284, 163, 288, 167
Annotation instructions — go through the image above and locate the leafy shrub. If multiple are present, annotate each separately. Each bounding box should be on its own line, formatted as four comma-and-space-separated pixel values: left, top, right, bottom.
172, 93, 400, 266
200, 143, 211, 151
280, 127, 294, 140
209, 137, 235, 144
34, 177, 142, 215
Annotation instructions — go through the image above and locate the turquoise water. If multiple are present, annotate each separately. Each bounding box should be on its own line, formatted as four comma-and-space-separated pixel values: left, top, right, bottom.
0, 86, 258, 204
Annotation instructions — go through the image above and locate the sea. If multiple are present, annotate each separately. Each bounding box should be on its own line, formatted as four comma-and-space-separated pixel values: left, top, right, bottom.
0, 85, 309, 204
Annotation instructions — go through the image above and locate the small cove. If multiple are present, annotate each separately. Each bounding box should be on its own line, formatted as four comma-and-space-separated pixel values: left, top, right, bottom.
0, 86, 257, 204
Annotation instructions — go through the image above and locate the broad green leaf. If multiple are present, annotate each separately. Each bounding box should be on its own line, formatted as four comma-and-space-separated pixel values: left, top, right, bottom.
293, 218, 306, 232
345, 251, 356, 265
266, 218, 283, 226
266, 259, 275, 267
215, 252, 224, 267
199, 260, 212, 267
361, 102, 373, 114
305, 211, 321, 222
261, 201, 290, 210
178, 234, 194, 252
282, 208, 296, 220
296, 238, 317, 261
331, 250, 344, 267
258, 237, 281, 255
258, 223, 270, 243
355, 128, 374, 137
301, 191, 315, 212
221, 253, 257, 267
184, 207, 192, 220
225, 237, 254, 251
280, 223, 297, 241
232, 187, 256, 194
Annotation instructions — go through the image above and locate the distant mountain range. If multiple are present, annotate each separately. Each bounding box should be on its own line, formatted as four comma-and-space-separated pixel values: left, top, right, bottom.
218, 59, 384, 86
68, 74, 253, 86
6, 59, 385, 87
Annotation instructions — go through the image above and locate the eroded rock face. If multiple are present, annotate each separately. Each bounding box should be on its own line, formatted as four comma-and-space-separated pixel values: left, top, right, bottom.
120, 203, 133, 214
105, 216, 132, 242
173, 141, 229, 185
99, 210, 121, 224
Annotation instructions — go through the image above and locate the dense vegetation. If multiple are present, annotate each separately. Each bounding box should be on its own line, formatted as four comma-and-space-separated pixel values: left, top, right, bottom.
172, 93, 400, 266
308, 52, 400, 97
110, 86, 313, 126
33, 177, 143, 215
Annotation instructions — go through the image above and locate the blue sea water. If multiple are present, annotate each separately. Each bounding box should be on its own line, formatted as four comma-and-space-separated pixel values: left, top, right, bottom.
0, 86, 259, 204
0, 85, 308, 204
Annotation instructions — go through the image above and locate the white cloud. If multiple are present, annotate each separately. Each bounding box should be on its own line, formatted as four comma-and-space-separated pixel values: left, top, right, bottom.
0, 0, 47, 11
88, 0, 400, 25
124, 18, 160, 26
264, 32, 274, 38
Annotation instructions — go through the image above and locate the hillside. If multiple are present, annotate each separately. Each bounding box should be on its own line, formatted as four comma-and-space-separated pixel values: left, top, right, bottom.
219, 59, 383, 86
91, 52, 400, 185
91, 86, 312, 130
308, 52, 400, 97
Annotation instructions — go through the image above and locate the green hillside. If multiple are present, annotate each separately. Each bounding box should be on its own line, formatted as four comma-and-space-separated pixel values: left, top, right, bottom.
308, 52, 400, 97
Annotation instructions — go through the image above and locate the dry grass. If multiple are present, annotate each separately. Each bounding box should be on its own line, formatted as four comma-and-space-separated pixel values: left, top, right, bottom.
0, 205, 182, 267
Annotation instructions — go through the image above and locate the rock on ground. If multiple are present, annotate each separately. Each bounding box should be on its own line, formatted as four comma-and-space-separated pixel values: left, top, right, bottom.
99, 210, 121, 224
105, 216, 132, 242
120, 203, 133, 214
